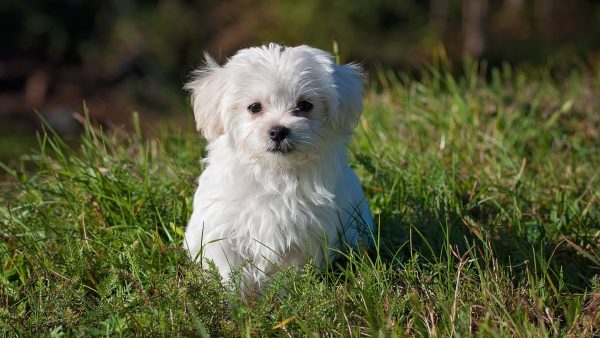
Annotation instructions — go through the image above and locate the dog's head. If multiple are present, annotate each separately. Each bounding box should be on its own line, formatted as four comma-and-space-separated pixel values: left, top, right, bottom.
185, 44, 364, 166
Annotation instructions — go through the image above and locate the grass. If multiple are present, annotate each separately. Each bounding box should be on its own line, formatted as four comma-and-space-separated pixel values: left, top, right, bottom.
1, 62, 599, 336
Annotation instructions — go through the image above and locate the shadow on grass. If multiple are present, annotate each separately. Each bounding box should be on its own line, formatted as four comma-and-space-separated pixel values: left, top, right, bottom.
359, 202, 598, 293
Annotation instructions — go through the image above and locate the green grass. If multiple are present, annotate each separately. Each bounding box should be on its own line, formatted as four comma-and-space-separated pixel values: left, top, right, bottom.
1, 63, 599, 336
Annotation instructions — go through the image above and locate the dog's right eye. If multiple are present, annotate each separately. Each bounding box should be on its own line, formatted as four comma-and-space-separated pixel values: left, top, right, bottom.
248, 102, 262, 114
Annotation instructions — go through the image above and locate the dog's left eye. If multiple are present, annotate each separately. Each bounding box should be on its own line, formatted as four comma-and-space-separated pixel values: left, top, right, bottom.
296, 100, 313, 112
248, 102, 262, 114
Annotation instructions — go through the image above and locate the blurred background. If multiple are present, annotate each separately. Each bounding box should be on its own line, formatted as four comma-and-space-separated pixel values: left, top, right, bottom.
1, 0, 600, 161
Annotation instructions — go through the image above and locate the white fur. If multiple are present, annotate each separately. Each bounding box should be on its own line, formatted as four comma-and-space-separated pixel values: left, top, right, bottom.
183, 44, 374, 293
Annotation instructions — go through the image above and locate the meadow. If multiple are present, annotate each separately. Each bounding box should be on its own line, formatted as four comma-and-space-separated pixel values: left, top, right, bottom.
1, 62, 599, 336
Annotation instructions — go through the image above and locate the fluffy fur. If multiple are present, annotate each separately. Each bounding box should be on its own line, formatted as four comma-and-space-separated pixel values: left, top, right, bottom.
183, 44, 374, 293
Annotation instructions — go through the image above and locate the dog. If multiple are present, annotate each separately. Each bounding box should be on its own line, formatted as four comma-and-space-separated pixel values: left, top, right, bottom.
183, 44, 374, 293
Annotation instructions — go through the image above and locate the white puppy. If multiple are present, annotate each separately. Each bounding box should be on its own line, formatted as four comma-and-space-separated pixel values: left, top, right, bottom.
183, 44, 374, 292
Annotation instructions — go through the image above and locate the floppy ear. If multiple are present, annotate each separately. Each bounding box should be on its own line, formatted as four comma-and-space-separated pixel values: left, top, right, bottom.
330, 63, 365, 132
184, 54, 229, 142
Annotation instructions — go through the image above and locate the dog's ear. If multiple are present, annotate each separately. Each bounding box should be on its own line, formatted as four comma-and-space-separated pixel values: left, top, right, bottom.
330, 63, 365, 133
185, 54, 229, 142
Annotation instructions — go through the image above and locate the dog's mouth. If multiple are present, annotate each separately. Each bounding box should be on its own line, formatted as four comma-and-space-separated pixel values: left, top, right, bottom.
267, 141, 295, 154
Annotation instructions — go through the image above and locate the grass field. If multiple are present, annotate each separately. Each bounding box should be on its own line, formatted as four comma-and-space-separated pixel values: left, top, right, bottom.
1, 63, 599, 336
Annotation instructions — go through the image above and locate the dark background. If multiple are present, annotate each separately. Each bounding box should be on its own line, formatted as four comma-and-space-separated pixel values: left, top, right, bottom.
1, 0, 599, 161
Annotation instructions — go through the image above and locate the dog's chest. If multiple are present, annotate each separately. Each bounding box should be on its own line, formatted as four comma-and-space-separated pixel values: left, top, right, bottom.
232, 182, 335, 231
237, 187, 337, 262
202, 171, 337, 248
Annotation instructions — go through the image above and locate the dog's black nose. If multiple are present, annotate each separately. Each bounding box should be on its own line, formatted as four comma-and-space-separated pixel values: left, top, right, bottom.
269, 125, 289, 143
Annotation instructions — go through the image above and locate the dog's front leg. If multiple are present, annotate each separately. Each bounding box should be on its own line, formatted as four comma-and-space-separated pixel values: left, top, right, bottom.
200, 240, 241, 284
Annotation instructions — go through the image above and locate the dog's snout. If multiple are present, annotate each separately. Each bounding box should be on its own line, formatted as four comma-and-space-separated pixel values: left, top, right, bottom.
269, 125, 289, 143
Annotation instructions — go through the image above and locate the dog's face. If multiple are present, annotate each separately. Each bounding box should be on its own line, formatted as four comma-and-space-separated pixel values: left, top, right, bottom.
185, 44, 364, 167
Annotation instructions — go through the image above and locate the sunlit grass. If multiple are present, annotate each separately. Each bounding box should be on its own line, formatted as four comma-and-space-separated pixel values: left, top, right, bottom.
1, 63, 599, 336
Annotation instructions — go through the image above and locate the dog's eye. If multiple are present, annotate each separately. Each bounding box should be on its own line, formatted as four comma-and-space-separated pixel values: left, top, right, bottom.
296, 100, 313, 112
248, 102, 262, 114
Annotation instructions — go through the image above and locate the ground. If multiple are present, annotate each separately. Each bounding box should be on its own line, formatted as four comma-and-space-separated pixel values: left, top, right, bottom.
1, 63, 599, 336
